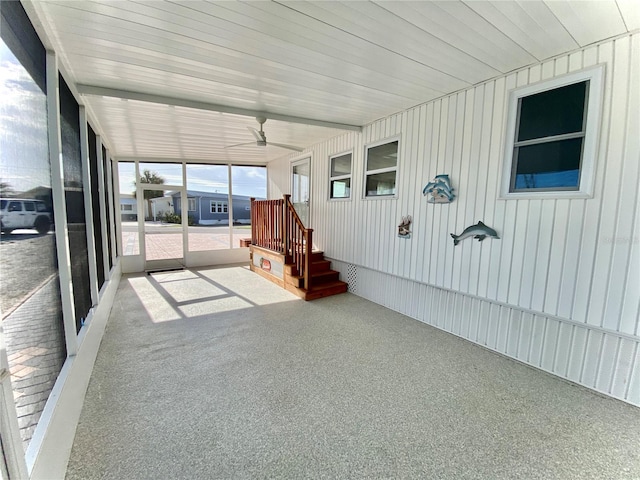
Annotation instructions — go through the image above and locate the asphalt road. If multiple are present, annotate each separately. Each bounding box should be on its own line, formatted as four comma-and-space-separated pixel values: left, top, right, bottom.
0, 231, 57, 316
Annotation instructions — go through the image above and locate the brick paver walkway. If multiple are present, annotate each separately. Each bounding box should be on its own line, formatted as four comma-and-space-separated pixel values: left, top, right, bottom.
123, 229, 252, 258
3, 276, 66, 451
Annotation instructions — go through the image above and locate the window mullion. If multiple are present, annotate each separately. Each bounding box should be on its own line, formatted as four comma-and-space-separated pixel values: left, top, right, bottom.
330, 174, 351, 181
366, 166, 397, 175
514, 131, 585, 148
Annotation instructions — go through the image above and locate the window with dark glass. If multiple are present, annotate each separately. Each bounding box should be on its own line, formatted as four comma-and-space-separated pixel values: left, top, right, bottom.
329, 152, 352, 199
59, 74, 92, 331
88, 125, 105, 286
511, 81, 588, 192
102, 146, 113, 269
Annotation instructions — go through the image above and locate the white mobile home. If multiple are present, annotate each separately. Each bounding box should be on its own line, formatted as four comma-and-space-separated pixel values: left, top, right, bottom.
268, 33, 639, 407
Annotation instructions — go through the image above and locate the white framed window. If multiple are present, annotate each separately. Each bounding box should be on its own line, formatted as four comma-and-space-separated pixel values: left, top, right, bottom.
188, 198, 196, 212
501, 65, 604, 198
210, 201, 228, 214
364, 138, 399, 198
120, 204, 133, 211
329, 151, 352, 199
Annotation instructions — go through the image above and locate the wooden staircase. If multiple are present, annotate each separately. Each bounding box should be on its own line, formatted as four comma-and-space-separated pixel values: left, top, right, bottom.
284, 251, 348, 300
248, 195, 348, 301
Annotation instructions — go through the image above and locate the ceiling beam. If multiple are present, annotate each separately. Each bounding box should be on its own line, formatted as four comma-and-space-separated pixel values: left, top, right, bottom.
76, 85, 362, 132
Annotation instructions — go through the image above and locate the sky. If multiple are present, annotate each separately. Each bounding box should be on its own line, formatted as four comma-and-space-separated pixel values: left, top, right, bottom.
0, 39, 51, 195
118, 162, 267, 199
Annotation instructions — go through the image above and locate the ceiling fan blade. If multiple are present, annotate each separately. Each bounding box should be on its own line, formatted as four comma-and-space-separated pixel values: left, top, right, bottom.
247, 126, 264, 142
224, 141, 255, 149
269, 142, 304, 152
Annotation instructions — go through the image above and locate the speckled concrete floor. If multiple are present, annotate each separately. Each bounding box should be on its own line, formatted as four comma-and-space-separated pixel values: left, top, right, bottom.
66, 265, 640, 479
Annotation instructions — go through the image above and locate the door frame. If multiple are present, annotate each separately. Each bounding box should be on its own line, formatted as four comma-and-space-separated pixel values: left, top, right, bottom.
138, 184, 186, 271
290, 156, 311, 227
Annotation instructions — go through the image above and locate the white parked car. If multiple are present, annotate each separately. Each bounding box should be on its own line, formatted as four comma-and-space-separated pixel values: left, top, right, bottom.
0, 198, 52, 235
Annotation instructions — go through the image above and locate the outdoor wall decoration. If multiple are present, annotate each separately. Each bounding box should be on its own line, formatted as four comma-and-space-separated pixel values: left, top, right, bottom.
450, 221, 499, 246
260, 257, 272, 272
252, 253, 284, 279
398, 215, 412, 238
423, 174, 455, 203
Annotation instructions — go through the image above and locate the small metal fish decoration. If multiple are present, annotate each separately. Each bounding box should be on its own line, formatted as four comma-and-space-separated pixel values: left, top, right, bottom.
450, 221, 499, 246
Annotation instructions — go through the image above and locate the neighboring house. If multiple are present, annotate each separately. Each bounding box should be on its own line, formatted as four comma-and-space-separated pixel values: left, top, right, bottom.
172, 190, 255, 225
149, 196, 173, 221
119, 194, 137, 221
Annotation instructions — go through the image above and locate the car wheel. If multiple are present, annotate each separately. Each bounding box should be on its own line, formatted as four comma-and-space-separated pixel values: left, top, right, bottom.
35, 217, 50, 235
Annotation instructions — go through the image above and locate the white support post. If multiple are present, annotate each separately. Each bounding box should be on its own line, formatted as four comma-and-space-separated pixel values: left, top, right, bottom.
227, 164, 234, 248
46, 51, 78, 356
105, 152, 117, 265
113, 161, 122, 257
182, 162, 188, 261
79, 106, 100, 307
136, 161, 145, 262
95, 136, 110, 282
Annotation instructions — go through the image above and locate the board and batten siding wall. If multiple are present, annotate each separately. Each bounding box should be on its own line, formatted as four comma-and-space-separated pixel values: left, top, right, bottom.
268, 33, 640, 406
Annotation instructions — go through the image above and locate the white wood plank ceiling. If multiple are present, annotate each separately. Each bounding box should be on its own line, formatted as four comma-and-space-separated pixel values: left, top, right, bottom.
27, 0, 639, 164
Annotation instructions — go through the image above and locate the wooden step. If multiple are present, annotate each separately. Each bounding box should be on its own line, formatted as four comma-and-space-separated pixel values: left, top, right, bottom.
311, 269, 340, 284
311, 259, 332, 273
310, 251, 325, 262
304, 280, 348, 301
285, 269, 340, 288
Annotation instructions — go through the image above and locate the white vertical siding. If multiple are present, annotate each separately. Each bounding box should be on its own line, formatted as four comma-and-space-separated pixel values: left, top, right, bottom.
268, 34, 640, 405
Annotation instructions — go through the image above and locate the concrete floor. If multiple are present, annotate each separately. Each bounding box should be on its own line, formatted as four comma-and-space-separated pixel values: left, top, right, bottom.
66, 265, 640, 479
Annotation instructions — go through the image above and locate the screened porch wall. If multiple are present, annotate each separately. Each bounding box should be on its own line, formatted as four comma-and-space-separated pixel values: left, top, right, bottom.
267, 33, 640, 405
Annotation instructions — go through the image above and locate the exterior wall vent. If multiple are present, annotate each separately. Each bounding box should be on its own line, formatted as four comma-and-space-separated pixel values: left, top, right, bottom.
346, 263, 357, 294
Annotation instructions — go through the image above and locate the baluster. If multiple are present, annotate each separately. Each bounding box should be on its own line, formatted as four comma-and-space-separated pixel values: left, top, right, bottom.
269, 201, 273, 249
304, 229, 313, 290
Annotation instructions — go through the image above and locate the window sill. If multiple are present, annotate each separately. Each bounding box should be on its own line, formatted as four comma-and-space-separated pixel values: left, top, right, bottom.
363, 195, 398, 201
499, 190, 593, 200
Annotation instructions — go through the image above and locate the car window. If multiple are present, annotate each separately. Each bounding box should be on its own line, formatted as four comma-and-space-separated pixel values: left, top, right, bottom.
0, 200, 7, 210
24, 201, 36, 211
36, 202, 48, 212
8, 201, 22, 212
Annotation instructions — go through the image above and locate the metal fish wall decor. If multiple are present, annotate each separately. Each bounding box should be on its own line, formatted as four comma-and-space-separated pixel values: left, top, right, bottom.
423, 174, 455, 203
450, 221, 499, 246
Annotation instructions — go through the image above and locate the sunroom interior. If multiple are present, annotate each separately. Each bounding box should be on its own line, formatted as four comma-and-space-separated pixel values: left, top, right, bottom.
1, 1, 639, 478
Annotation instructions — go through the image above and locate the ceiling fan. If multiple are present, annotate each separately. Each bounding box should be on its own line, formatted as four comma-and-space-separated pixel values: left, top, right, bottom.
226, 117, 303, 152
